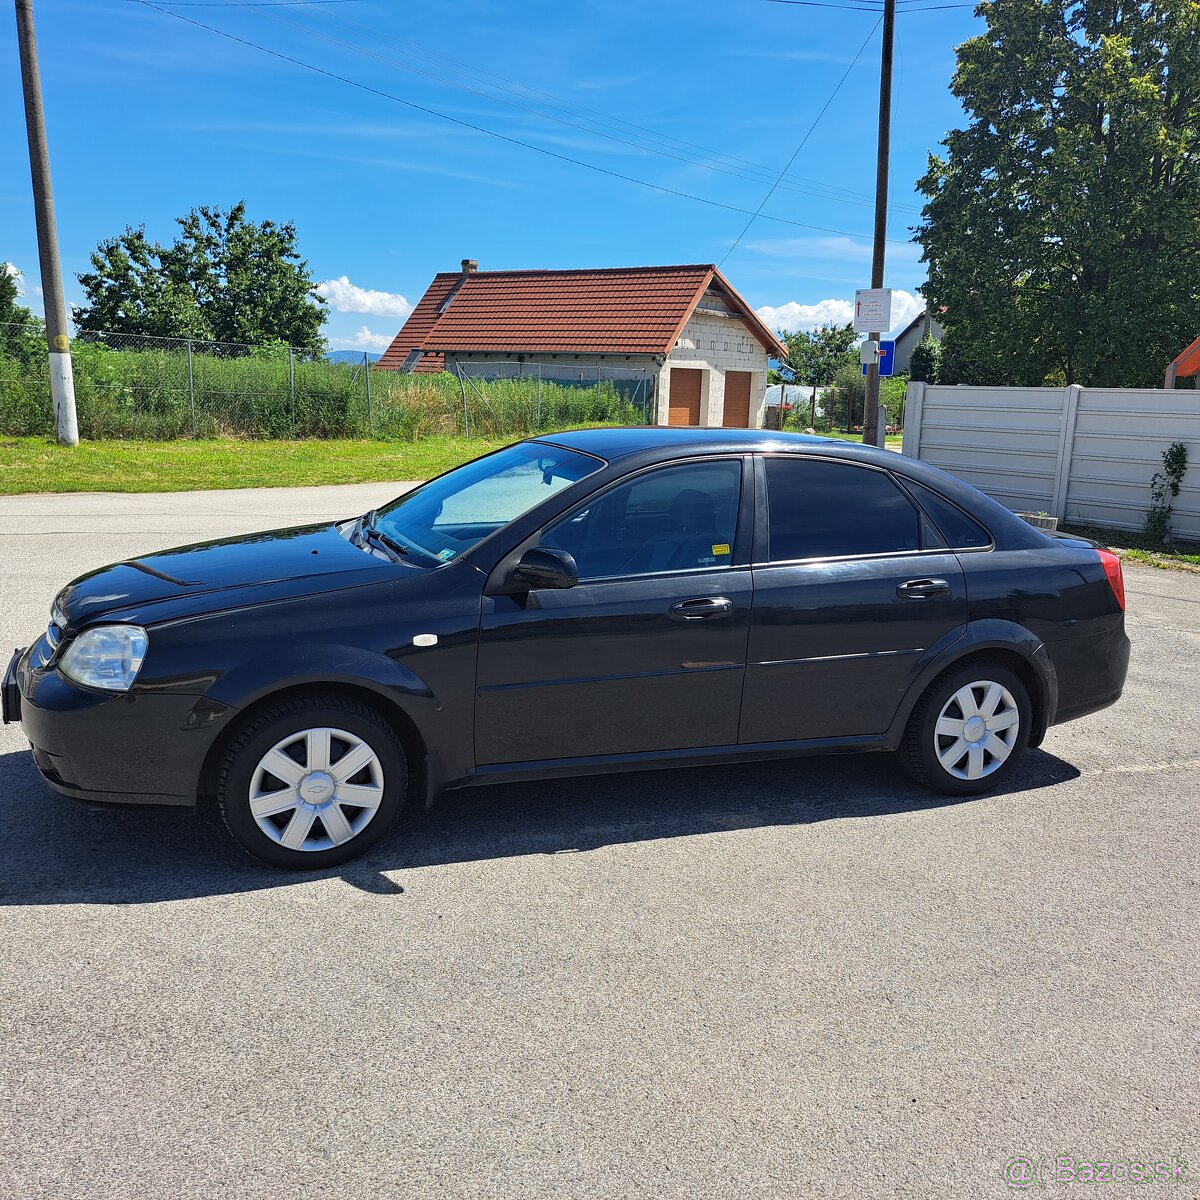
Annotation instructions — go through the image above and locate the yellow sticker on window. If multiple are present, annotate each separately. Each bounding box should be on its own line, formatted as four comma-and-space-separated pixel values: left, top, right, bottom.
712, 543, 731, 556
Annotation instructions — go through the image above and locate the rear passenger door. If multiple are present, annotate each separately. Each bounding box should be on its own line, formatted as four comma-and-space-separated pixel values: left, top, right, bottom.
739, 455, 967, 744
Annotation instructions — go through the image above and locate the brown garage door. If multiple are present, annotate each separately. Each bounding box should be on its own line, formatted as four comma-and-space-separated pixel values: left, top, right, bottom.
667, 368, 702, 426
722, 371, 752, 427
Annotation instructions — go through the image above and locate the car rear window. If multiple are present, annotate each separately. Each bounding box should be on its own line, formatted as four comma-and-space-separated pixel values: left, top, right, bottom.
904, 480, 992, 548
763, 458, 921, 561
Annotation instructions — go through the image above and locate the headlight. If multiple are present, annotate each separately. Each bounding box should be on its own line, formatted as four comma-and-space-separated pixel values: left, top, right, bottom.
59, 625, 148, 692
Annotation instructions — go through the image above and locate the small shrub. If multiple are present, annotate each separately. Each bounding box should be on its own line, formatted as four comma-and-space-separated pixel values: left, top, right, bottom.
1144, 441, 1188, 543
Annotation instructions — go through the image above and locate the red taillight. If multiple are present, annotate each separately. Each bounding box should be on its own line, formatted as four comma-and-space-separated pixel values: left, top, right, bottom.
1097, 548, 1126, 611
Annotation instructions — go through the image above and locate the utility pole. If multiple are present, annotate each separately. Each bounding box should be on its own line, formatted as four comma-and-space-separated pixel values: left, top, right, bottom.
15, 0, 78, 446
862, 0, 895, 447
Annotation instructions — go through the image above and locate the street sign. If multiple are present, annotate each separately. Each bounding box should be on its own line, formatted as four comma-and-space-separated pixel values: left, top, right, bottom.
854, 288, 892, 334
861, 339, 896, 378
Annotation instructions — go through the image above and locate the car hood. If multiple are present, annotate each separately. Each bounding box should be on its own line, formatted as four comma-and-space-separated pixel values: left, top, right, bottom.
57, 522, 399, 626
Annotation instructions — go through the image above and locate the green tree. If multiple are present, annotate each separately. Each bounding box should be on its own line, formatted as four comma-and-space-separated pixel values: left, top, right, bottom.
1, 263, 35, 327
75, 203, 327, 355
0, 263, 40, 361
778, 322, 859, 425
74, 228, 207, 341
780, 322, 858, 387
908, 335, 942, 384
916, 0, 1200, 387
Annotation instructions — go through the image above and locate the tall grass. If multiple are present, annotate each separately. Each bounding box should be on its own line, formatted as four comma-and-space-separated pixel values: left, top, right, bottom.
0, 341, 649, 441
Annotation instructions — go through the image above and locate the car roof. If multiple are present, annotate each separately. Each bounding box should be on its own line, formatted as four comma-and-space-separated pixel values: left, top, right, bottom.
536, 425, 862, 461
531, 426, 1050, 548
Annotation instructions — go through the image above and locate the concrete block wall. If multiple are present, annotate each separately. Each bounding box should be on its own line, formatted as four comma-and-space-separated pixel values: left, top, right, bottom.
658, 310, 769, 427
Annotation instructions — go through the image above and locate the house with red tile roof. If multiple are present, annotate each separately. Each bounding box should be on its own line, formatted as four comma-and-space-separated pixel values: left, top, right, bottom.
378, 260, 789, 429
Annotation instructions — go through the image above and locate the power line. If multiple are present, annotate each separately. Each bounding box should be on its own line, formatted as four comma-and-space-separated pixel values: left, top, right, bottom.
227, 0, 922, 218
290, 0, 922, 215
721, 16, 883, 265
764, 0, 977, 10
133, 1, 914, 246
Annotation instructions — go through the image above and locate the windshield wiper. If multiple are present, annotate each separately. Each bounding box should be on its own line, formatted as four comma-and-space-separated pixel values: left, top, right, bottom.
349, 509, 372, 549
357, 509, 409, 562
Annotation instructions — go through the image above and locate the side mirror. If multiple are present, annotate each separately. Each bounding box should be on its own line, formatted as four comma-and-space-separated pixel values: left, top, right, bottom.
513, 546, 579, 590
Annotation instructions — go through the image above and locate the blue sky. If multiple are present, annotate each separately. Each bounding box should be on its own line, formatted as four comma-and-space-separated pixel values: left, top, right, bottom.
1, 0, 984, 350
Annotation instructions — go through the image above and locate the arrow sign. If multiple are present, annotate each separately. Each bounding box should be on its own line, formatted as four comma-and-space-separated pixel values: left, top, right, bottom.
854, 288, 892, 334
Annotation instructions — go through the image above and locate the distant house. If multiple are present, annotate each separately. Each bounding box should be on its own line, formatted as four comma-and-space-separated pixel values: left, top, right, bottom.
378, 259, 788, 428
891, 309, 944, 376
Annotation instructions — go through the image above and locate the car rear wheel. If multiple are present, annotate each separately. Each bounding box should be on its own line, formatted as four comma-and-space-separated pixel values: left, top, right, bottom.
901, 662, 1031, 795
218, 695, 408, 869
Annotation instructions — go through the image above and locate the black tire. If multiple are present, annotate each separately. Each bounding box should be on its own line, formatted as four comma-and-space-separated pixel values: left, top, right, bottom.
900, 661, 1032, 796
218, 694, 408, 869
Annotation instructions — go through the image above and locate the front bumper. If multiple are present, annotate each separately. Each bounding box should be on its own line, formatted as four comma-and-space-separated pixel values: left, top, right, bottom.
2, 648, 21, 724
12, 646, 229, 808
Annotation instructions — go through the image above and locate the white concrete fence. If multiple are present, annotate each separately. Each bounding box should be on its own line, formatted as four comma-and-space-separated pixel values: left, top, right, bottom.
903, 382, 1200, 540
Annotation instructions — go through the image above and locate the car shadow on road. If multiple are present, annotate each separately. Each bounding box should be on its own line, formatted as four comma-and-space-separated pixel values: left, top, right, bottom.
0, 746, 1080, 906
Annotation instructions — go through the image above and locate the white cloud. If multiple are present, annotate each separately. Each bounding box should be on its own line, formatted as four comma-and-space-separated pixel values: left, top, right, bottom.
3, 262, 23, 293
757, 298, 855, 331
314, 275, 412, 318
328, 325, 394, 351
757, 289, 925, 338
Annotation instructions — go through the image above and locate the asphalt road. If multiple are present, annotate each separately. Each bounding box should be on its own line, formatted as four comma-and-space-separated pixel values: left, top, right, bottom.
1, 485, 1197, 1200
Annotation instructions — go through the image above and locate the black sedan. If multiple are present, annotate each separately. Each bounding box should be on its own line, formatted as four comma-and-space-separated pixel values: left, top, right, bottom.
3, 428, 1130, 868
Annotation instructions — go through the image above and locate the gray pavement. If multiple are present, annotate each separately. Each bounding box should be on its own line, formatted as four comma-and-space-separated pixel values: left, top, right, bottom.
0, 485, 1196, 1200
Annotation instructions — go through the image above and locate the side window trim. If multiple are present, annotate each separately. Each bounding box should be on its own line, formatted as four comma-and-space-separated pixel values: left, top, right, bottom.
533, 455, 751, 583
753, 453, 940, 567
894, 476, 996, 553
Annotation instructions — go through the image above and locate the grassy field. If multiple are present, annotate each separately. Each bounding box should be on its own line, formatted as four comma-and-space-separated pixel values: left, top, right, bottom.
0, 340, 650, 441
0, 437, 512, 494
1061, 521, 1200, 572
0, 427, 909, 495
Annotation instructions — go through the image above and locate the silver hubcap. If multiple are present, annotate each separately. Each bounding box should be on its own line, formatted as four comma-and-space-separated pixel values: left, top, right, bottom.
248, 726, 385, 852
933, 680, 1020, 781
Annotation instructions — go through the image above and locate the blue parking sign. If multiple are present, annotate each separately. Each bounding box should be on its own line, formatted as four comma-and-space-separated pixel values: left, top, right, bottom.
861, 339, 896, 378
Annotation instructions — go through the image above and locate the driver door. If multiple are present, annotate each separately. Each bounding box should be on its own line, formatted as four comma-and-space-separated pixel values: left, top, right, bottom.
474, 457, 753, 766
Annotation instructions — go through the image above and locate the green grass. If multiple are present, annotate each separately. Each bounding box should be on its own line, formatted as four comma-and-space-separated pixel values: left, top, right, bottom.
1060, 521, 1200, 573
819, 429, 904, 448
0, 436, 512, 494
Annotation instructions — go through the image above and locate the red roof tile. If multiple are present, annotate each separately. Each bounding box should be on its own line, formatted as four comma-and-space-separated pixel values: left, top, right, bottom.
376, 273, 457, 373
378, 264, 786, 369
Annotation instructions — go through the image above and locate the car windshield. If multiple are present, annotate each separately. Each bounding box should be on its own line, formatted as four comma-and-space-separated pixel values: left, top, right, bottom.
370, 442, 602, 566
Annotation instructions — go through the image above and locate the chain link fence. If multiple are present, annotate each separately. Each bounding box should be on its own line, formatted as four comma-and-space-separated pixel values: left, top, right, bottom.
0, 323, 655, 440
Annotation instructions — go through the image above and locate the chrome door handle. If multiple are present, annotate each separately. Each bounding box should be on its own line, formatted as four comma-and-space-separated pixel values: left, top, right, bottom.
670, 596, 734, 621
897, 578, 950, 599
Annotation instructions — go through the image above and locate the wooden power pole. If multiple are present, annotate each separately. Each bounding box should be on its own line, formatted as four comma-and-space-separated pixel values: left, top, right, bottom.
862, 0, 895, 447
15, 0, 78, 446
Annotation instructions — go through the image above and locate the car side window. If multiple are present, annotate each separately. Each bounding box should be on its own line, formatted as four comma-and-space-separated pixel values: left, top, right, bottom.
904, 480, 992, 549
763, 457, 921, 561
541, 460, 741, 579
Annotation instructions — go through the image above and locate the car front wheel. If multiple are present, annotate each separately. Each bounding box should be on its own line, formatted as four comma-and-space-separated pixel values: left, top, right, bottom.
218, 695, 408, 869
901, 662, 1032, 795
